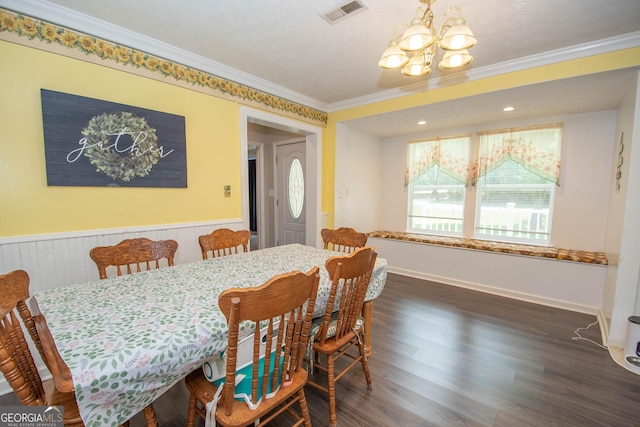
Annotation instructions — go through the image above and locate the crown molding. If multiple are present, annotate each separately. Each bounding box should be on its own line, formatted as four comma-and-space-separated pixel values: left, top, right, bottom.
3, 0, 638, 115
328, 31, 640, 112
0, 0, 329, 113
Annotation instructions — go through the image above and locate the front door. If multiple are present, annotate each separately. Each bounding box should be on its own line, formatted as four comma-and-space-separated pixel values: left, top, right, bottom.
276, 141, 306, 245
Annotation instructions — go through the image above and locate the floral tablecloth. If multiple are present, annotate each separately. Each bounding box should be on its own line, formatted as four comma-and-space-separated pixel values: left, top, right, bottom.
32, 244, 387, 426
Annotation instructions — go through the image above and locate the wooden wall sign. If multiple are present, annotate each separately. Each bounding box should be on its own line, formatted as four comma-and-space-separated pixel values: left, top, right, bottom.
41, 89, 187, 187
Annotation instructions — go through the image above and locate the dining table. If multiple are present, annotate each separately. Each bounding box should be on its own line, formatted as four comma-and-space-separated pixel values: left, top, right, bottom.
30, 243, 387, 427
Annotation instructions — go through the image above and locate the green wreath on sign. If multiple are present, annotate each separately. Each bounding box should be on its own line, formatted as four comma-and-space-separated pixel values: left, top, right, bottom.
81, 112, 161, 182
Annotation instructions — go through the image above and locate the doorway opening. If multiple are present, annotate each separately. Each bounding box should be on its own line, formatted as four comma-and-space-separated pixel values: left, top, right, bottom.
248, 147, 258, 250
240, 107, 322, 249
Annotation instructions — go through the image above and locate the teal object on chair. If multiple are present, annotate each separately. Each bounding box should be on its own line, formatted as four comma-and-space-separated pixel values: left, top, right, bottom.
185, 266, 320, 427
202, 321, 285, 409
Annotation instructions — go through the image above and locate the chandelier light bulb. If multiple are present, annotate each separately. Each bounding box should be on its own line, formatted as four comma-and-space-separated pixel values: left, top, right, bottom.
399, 22, 434, 51
402, 62, 431, 77
378, 43, 410, 69
401, 50, 432, 76
439, 49, 472, 69
440, 22, 476, 50
446, 53, 462, 68
445, 34, 467, 50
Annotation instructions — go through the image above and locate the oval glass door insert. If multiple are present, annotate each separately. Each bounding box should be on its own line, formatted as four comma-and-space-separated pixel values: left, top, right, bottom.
288, 158, 304, 219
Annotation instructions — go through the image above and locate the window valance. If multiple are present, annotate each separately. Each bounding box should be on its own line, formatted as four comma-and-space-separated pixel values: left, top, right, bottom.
471, 123, 563, 186
405, 134, 471, 186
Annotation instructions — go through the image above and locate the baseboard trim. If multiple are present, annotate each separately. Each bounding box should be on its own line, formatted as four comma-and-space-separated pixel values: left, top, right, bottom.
388, 266, 600, 315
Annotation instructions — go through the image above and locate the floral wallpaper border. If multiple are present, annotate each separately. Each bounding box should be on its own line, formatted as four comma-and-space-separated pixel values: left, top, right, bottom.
0, 8, 328, 127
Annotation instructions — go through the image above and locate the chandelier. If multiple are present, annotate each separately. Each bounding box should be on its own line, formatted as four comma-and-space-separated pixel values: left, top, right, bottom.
378, 0, 476, 77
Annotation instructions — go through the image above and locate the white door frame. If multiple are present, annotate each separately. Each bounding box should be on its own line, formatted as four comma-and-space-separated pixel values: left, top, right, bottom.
240, 107, 323, 248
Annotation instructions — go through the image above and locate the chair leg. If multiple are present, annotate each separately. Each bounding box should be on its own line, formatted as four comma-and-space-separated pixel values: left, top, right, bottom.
297, 389, 312, 427
142, 404, 158, 427
186, 394, 198, 427
357, 339, 373, 390
327, 353, 337, 427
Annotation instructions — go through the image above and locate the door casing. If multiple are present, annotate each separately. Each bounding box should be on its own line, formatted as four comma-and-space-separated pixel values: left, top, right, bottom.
240, 107, 322, 248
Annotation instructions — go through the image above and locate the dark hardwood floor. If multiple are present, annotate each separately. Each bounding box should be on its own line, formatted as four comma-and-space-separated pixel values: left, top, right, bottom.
2, 273, 640, 426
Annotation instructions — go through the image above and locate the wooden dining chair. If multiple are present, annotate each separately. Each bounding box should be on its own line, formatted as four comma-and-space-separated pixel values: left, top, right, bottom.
307, 246, 377, 427
198, 228, 251, 259
90, 237, 178, 426
321, 227, 368, 253
0, 270, 96, 426
184, 266, 320, 427
90, 237, 178, 279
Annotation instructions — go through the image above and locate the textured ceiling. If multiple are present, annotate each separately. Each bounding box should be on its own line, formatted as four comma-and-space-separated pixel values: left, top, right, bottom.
28, 0, 640, 103
5, 0, 640, 136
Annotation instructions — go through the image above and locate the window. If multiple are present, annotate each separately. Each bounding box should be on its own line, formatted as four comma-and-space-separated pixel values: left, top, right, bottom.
405, 124, 563, 245
473, 124, 562, 244
406, 135, 470, 236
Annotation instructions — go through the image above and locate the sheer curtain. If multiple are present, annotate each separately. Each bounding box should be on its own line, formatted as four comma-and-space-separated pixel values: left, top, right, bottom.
472, 123, 563, 186
405, 134, 471, 186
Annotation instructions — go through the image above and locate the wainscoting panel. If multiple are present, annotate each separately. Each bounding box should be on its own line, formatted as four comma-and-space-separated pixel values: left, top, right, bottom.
0, 219, 244, 293
0, 219, 244, 395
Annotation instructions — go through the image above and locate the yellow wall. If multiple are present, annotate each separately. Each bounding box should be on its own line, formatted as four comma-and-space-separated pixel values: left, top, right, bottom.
3, 35, 638, 238
329, 48, 640, 124
321, 123, 336, 230
0, 40, 246, 236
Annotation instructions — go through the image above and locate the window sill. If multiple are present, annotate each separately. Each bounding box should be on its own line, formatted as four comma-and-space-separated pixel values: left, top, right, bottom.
367, 231, 608, 265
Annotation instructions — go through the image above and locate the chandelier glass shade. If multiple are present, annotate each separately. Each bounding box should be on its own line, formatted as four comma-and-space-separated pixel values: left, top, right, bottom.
378, 0, 476, 77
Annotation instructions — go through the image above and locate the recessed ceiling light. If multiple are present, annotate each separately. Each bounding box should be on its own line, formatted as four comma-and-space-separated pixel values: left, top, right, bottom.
417, 120, 427, 125
503, 106, 515, 112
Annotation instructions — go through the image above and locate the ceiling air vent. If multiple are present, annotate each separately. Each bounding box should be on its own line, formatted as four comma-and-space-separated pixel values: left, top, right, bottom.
320, 0, 368, 24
